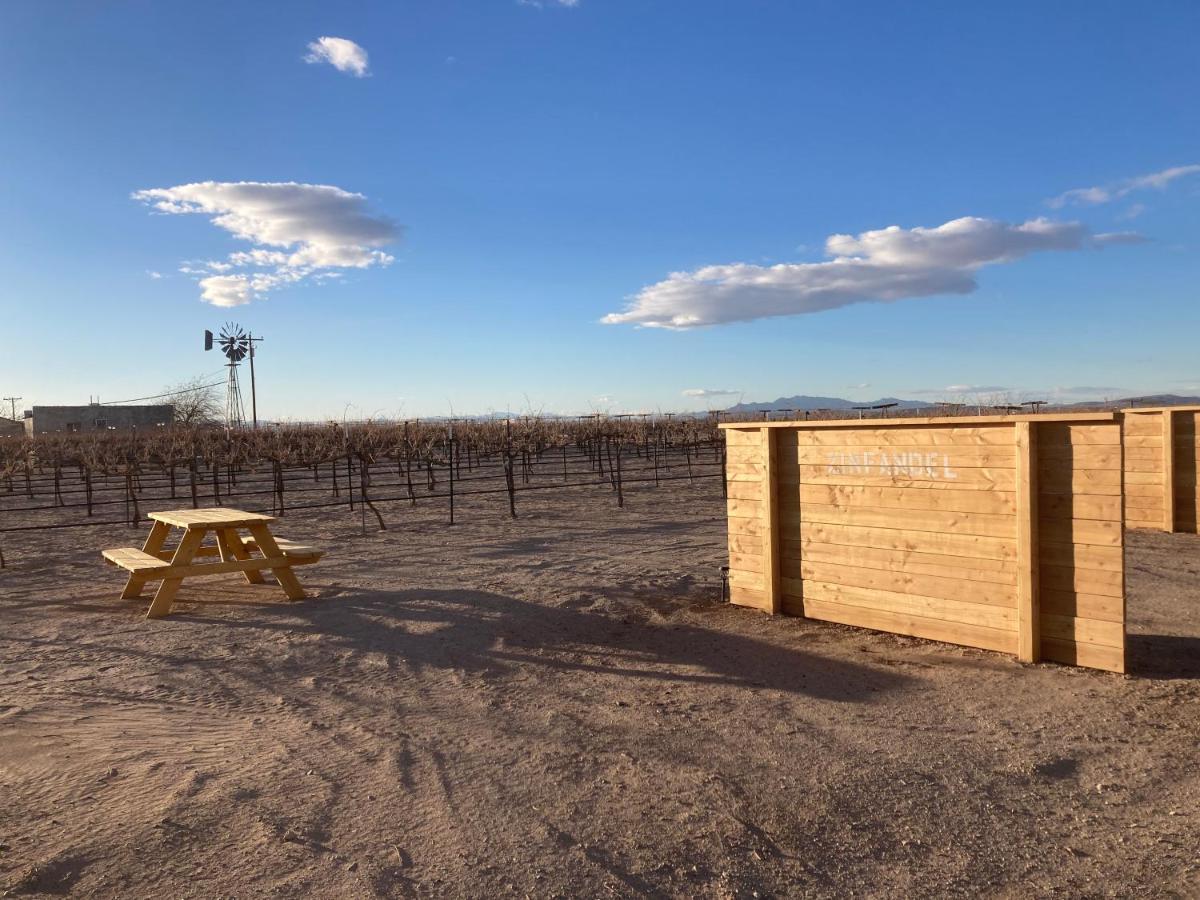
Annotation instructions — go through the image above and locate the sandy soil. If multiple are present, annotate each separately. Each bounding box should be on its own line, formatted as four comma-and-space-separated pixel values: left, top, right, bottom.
0, 477, 1198, 898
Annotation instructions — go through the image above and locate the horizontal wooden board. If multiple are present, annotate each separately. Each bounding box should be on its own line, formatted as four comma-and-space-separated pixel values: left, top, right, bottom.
727, 532, 763, 555
787, 465, 1014, 491
1041, 563, 1123, 598
789, 560, 1014, 608
795, 483, 1016, 515
802, 579, 1016, 630
782, 426, 1016, 447
1040, 493, 1122, 522
1038, 516, 1123, 548
726, 480, 764, 501
793, 540, 1017, 585
726, 498, 762, 520
1038, 540, 1123, 573
1037, 445, 1122, 468
789, 522, 1017, 562
788, 445, 1016, 469
1040, 588, 1123, 624
1040, 638, 1124, 673
728, 550, 762, 574
730, 584, 768, 611
728, 568, 763, 591
800, 596, 1017, 654
782, 502, 1016, 539
1037, 423, 1122, 446
1038, 466, 1122, 495
724, 428, 764, 447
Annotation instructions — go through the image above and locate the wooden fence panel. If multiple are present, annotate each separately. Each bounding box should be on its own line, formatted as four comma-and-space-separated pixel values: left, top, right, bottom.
722, 414, 1125, 673
1121, 407, 1200, 533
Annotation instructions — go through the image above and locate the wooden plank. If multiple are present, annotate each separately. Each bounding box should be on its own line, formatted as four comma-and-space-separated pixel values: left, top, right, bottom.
726, 480, 763, 501
783, 502, 1015, 539
787, 426, 1016, 447
801, 596, 1017, 654
726, 498, 762, 519
1163, 410, 1176, 532
1037, 466, 1122, 495
1038, 540, 1123, 573
1037, 445, 1121, 468
802, 579, 1015, 630
721, 412, 1115, 429
1041, 563, 1122, 598
793, 540, 1017, 584
790, 466, 1013, 491
1039, 493, 1122, 521
148, 507, 275, 529
788, 522, 1017, 562
729, 584, 767, 610
724, 427, 764, 447
728, 550, 762, 574
1038, 516, 1122, 548
1040, 588, 1124, 624
789, 561, 1014, 607
727, 532, 763, 555
789, 446, 1016, 468
795, 483, 1015, 515
1040, 638, 1125, 674
1037, 423, 1123, 446
728, 568, 764, 591
1015, 422, 1038, 663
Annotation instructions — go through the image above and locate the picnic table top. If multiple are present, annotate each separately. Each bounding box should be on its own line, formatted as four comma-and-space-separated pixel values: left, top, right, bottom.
148, 507, 277, 529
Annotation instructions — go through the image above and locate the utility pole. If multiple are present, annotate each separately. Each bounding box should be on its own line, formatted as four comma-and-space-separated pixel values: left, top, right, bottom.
3, 396, 20, 421
247, 334, 263, 429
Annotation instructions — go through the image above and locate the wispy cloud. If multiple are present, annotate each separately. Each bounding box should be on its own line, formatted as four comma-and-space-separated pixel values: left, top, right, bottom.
133, 181, 399, 307
304, 36, 370, 77
1048, 163, 1200, 208
519, 0, 580, 7
604, 216, 1136, 329
146, 270, 163, 280
681, 388, 739, 398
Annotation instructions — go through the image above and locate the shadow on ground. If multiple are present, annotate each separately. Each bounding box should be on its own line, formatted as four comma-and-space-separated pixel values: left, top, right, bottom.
172, 586, 908, 703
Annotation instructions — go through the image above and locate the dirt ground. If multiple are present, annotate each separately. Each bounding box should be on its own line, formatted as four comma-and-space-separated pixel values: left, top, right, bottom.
0, 476, 1197, 898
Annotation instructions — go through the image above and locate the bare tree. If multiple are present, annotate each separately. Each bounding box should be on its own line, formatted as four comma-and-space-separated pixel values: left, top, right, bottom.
166, 376, 221, 426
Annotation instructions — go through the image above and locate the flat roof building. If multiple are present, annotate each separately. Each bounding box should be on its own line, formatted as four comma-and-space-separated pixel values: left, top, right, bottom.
24, 403, 174, 436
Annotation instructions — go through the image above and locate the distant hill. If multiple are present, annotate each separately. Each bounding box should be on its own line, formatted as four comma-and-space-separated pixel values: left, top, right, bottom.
727, 395, 936, 413
1063, 393, 1200, 409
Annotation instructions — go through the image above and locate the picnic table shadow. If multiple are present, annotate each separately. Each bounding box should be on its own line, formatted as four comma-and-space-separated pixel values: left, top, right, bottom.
181, 587, 909, 703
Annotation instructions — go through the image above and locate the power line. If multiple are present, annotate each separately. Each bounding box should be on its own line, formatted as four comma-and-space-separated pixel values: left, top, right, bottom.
100, 380, 224, 406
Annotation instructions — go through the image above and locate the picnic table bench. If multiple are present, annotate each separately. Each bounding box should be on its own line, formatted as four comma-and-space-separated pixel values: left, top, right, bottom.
102, 507, 324, 618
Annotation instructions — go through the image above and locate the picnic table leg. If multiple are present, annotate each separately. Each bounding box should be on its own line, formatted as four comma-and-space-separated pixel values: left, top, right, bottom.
247, 523, 306, 601
122, 520, 170, 600
217, 528, 266, 584
146, 527, 206, 619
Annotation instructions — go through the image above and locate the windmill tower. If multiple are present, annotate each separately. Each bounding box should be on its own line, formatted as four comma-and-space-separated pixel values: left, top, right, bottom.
205, 322, 250, 430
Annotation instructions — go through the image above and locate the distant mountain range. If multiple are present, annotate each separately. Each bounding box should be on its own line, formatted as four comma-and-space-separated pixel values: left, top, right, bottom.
727, 395, 936, 413
726, 393, 1200, 413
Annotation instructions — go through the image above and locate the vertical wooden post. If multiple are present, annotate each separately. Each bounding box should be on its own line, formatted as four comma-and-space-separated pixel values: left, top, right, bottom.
1162, 410, 1176, 533
761, 426, 782, 615
1015, 421, 1039, 663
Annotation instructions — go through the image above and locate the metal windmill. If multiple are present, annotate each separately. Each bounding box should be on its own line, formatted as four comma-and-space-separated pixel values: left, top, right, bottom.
205, 322, 249, 429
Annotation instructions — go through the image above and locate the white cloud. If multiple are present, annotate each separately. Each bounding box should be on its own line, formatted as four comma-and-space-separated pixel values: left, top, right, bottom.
133, 181, 399, 307
519, 0, 579, 7
1048, 164, 1200, 208
847, 383, 871, 390
146, 270, 163, 279
604, 216, 1130, 329
304, 37, 369, 77
681, 388, 739, 398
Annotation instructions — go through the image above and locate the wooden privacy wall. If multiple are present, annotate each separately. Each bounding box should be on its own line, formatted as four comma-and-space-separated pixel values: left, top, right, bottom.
721, 414, 1126, 673
1121, 406, 1200, 533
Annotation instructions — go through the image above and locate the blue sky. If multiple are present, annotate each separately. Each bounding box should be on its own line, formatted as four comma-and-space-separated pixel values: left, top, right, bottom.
1, 0, 1198, 419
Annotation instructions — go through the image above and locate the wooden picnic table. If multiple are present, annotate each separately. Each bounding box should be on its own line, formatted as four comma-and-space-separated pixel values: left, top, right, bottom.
102, 507, 324, 618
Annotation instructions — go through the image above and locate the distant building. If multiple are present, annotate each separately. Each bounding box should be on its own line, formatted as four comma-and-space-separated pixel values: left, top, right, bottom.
0, 416, 22, 437
24, 404, 175, 436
